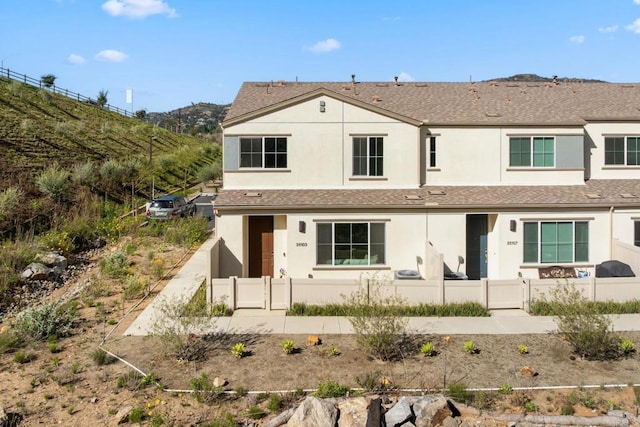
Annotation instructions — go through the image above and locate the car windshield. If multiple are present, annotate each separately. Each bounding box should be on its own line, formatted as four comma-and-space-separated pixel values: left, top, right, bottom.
151, 200, 173, 208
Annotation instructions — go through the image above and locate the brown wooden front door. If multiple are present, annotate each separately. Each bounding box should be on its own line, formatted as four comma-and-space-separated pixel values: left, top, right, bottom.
248, 216, 274, 278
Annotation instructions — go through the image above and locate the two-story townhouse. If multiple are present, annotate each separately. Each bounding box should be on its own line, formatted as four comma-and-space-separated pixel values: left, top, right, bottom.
214, 78, 640, 283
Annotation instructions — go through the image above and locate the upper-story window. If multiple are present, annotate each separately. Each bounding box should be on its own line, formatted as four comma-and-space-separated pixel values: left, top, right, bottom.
605, 136, 640, 166
509, 136, 555, 167
635, 221, 640, 247
239, 137, 287, 168
523, 221, 588, 263
428, 136, 437, 168
353, 137, 383, 176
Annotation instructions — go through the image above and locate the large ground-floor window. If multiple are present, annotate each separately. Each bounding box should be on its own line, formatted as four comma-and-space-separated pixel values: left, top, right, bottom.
635, 221, 640, 247
523, 221, 589, 263
316, 222, 385, 266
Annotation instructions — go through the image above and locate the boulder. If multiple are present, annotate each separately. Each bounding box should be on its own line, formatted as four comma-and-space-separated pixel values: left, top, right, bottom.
35, 252, 67, 269
113, 405, 134, 425
287, 396, 338, 427
337, 396, 381, 427
21, 263, 52, 281
413, 394, 452, 427
385, 396, 420, 427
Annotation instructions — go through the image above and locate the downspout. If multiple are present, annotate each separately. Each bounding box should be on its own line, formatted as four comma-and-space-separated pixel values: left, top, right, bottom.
609, 206, 615, 260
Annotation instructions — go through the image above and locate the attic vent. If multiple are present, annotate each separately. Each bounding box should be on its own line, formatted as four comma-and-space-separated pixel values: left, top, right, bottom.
621, 85, 635, 89
506, 84, 520, 88
586, 193, 602, 199
276, 80, 286, 86
243, 192, 262, 198
340, 85, 351, 91
490, 82, 499, 87
620, 193, 637, 198
255, 83, 268, 87
415, 83, 428, 87
485, 112, 501, 118
403, 195, 423, 200
371, 96, 382, 103
428, 190, 446, 196
375, 83, 389, 87
526, 84, 540, 88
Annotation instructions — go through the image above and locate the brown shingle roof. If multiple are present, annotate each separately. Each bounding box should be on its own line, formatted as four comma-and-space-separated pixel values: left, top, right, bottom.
214, 180, 640, 211
223, 81, 640, 126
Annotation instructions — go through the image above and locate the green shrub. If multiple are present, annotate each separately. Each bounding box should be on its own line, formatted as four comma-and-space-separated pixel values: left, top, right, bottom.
281, 340, 295, 354
39, 229, 75, 255
196, 162, 222, 184
190, 373, 223, 404
245, 405, 264, 420
36, 165, 70, 202
14, 302, 76, 341
0, 329, 24, 353
90, 348, 116, 366
539, 281, 621, 360
0, 187, 22, 219
463, 340, 478, 354
314, 380, 350, 398
447, 383, 471, 404
287, 301, 490, 317
99, 250, 131, 278
498, 383, 513, 394
267, 394, 283, 411
355, 371, 384, 392
13, 350, 36, 364
421, 342, 436, 356
128, 407, 145, 423
619, 339, 635, 354
116, 371, 143, 390
344, 277, 408, 361
231, 343, 245, 359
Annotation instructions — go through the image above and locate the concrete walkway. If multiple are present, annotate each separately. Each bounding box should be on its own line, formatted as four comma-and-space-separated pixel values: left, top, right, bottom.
125, 237, 640, 337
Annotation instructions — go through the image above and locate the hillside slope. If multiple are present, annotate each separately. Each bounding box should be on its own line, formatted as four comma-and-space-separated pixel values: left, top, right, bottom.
0, 76, 211, 193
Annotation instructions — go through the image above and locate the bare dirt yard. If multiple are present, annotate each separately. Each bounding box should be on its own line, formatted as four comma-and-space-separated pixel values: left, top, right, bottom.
1, 239, 640, 426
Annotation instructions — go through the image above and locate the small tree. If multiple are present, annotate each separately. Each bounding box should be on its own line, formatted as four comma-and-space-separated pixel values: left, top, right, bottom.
344, 275, 408, 361
40, 74, 57, 88
96, 89, 108, 108
542, 280, 620, 360
196, 161, 222, 185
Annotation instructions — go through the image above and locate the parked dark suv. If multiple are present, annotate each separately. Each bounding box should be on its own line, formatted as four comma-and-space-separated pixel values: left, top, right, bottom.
146, 195, 196, 220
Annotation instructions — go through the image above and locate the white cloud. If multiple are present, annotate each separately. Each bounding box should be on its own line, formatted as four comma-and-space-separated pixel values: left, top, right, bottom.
67, 54, 85, 64
598, 24, 618, 33
308, 38, 341, 53
626, 18, 640, 33
94, 49, 129, 62
396, 72, 415, 82
569, 35, 585, 44
102, 0, 177, 19
635, 0, 640, 4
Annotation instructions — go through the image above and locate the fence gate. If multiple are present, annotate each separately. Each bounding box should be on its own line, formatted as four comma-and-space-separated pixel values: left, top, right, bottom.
487, 280, 523, 309
235, 277, 266, 309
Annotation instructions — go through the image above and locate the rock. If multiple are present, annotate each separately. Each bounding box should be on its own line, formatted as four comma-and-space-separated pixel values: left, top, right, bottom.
212, 377, 226, 388
113, 405, 134, 425
443, 336, 454, 343
21, 263, 52, 281
385, 396, 419, 427
306, 335, 321, 346
287, 396, 338, 427
263, 407, 295, 427
35, 252, 68, 269
519, 366, 537, 377
336, 396, 381, 427
442, 416, 458, 427
413, 394, 452, 427
379, 376, 393, 388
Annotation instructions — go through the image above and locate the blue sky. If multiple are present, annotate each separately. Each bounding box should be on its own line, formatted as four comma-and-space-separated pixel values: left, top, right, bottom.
2, 0, 640, 113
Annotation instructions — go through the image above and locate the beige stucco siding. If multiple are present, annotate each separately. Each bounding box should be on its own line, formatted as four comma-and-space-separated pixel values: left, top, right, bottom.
223, 95, 420, 189
585, 123, 640, 180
